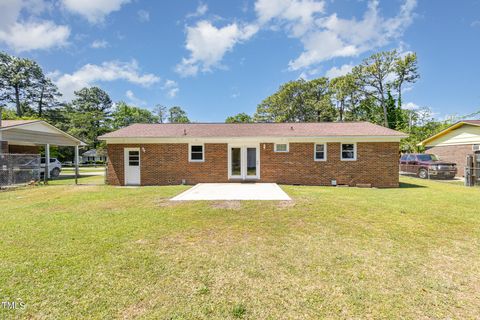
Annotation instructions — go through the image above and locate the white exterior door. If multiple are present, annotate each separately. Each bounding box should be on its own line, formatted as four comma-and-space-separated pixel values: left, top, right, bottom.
228, 144, 260, 180
124, 148, 140, 185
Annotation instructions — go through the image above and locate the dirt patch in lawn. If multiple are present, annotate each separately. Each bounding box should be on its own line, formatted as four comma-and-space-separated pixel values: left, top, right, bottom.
154, 198, 181, 207
120, 301, 148, 319
277, 200, 296, 209
210, 201, 242, 210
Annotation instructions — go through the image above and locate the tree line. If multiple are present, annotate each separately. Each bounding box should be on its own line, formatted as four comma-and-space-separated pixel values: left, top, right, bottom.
1, 50, 474, 157
0, 51, 190, 159
225, 50, 469, 152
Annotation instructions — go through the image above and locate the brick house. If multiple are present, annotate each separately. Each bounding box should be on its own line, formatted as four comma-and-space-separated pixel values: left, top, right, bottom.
99, 122, 407, 188
418, 120, 480, 176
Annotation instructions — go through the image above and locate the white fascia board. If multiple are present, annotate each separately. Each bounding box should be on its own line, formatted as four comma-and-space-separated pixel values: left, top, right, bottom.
101, 135, 406, 144
1, 121, 86, 146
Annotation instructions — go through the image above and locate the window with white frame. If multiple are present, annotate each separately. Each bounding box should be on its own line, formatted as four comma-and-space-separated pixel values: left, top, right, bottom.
314, 143, 326, 161
274, 143, 289, 152
189, 144, 204, 162
341, 143, 356, 160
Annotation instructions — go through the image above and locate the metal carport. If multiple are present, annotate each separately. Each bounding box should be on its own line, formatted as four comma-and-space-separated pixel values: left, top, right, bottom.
0, 120, 86, 184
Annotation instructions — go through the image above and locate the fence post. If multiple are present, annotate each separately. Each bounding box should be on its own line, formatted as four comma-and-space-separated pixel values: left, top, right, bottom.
74, 145, 79, 185
7, 153, 13, 185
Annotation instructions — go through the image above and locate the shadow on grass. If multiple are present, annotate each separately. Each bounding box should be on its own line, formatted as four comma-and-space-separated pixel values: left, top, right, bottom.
399, 182, 427, 188
52, 174, 98, 181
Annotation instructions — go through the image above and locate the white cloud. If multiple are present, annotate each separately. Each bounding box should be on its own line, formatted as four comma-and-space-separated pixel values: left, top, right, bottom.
175, 0, 416, 77
325, 64, 353, 78
162, 79, 179, 98
0, 0, 70, 52
401, 102, 419, 110
91, 39, 109, 48
125, 90, 146, 106
255, 0, 326, 36
137, 9, 150, 22
471, 20, 480, 27
176, 20, 259, 76
60, 0, 131, 23
298, 67, 321, 80
288, 0, 417, 70
186, 3, 208, 18
0, 21, 70, 52
52, 60, 160, 101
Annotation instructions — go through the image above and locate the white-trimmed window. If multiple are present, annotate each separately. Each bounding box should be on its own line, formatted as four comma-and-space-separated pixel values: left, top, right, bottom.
274, 143, 289, 152
189, 144, 204, 162
314, 143, 326, 161
341, 143, 356, 161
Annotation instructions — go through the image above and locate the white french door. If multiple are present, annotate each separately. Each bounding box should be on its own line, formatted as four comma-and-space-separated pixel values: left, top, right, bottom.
124, 148, 140, 185
228, 144, 260, 180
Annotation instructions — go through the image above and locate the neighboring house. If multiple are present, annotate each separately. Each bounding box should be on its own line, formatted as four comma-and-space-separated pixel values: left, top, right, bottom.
418, 120, 480, 176
81, 149, 107, 163
99, 122, 406, 188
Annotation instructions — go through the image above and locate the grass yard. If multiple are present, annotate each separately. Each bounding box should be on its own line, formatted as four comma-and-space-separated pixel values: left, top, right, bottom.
0, 177, 479, 319
62, 167, 106, 173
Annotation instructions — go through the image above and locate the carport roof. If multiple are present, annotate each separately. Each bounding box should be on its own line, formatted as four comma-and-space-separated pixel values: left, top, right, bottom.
0, 120, 86, 146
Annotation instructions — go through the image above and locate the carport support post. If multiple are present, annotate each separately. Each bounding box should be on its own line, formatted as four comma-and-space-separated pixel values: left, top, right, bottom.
43, 143, 50, 184
74, 145, 79, 185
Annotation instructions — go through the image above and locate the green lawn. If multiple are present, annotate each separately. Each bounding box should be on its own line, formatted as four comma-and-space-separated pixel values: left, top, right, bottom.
0, 177, 479, 319
62, 167, 106, 173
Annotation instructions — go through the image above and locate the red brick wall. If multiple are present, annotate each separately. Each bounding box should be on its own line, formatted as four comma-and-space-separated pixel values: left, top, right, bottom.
426, 144, 473, 176
8, 145, 40, 154
107, 142, 400, 187
107, 143, 229, 186
0, 141, 7, 153
261, 142, 399, 187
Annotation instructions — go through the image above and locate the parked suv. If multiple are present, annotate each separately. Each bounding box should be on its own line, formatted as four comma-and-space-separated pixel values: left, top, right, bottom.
400, 153, 457, 179
40, 158, 62, 177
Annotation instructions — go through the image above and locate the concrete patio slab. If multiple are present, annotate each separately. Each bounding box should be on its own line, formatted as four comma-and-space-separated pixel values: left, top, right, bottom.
171, 183, 291, 201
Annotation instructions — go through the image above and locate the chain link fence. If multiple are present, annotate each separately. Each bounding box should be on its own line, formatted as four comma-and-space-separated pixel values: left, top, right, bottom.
464, 167, 480, 186
0, 153, 41, 187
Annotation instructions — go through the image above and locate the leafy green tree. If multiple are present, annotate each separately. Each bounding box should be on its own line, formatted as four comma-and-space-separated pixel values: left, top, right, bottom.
111, 102, 159, 129
352, 51, 397, 127
385, 90, 407, 130
352, 50, 420, 128
394, 52, 419, 109
168, 106, 190, 123
329, 74, 360, 121
154, 104, 167, 123
31, 77, 62, 118
399, 108, 452, 152
0, 51, 62, 118
226, 112, 253, 123
67, 87, 112, 148
254, 78, 336, 122
0, 107, 22, 120
0, 52, 45, 116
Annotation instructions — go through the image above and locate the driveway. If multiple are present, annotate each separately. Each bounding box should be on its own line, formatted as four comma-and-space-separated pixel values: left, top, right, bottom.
171, 183, 291, 201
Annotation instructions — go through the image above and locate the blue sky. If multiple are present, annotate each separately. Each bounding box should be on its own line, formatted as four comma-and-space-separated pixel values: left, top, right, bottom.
1, 0, 479, 122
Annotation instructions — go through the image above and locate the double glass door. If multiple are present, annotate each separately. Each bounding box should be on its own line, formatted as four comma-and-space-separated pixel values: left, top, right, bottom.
229, 145, 259, 180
